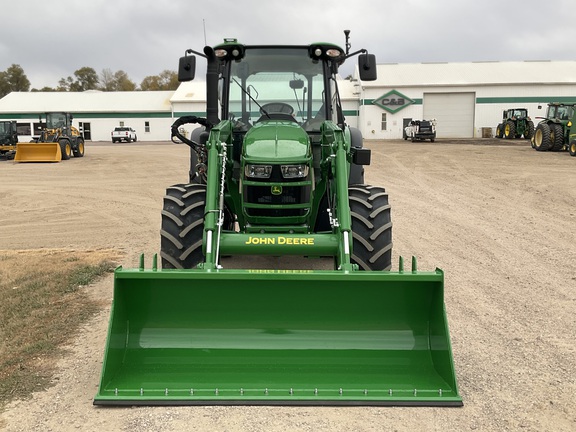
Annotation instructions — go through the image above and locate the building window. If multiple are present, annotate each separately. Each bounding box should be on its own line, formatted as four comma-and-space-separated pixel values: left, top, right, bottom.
119, 121, 125, 127
145, 121, 150, 133
381, 113, 387, 131
16, 122, 31, 135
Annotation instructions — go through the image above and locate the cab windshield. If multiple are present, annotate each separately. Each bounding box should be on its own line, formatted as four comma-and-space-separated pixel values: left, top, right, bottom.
228, 47, 333, 131
47, 113, 67, 129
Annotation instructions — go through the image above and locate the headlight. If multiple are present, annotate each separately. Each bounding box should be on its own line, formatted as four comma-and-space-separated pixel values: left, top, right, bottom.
245, 164, 272, 178
281, 164, 309, 178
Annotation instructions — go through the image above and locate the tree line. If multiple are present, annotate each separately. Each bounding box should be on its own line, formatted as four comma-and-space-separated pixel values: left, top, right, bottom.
0, 64, 179, 99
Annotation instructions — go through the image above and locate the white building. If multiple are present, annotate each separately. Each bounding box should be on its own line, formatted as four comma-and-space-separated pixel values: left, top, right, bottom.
0, 90, 177, 142
354, 60, 576, 139
2, 60, 576, 141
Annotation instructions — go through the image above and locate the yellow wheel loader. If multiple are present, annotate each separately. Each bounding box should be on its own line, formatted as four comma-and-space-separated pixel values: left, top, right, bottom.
15, 112, 85, 162
94, 32, 462, 407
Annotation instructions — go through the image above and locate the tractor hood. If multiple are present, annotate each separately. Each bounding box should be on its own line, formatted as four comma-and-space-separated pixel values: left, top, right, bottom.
243, 121, 310, 162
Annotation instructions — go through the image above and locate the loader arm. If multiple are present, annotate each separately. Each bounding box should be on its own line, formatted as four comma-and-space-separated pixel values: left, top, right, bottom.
321, 121, 356, 271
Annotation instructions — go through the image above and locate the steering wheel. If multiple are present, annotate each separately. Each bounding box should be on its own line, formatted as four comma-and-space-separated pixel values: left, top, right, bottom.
260, 102, 294, 115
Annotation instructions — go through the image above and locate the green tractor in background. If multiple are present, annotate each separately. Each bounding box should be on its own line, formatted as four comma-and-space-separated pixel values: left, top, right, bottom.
94, 32, 462, 407
531, 102, 576, 155
495, 108, 534, 139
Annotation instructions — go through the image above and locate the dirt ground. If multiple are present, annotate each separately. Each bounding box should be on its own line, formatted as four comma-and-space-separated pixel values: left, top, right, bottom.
0, 138, 574, 431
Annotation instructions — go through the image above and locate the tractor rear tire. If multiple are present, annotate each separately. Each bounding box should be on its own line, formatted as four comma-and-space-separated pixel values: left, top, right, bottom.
504, 121, 516, 139
533, 123, 551, 151
349, 184, 393, 271
60, 139, 71, 160
524, 121, 535, 140
160, 183, 207, 269
569, 140, 576, 156
549, 124, 564, 151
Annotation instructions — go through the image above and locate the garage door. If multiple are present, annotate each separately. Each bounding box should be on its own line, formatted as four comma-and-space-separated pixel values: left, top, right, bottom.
423, 92, 475, 138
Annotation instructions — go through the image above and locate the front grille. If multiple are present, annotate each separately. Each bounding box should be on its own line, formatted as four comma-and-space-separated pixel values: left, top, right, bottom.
244, 184, 310, 217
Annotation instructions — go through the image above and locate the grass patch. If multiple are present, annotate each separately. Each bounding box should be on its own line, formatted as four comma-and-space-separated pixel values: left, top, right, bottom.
0, 249, 123, 409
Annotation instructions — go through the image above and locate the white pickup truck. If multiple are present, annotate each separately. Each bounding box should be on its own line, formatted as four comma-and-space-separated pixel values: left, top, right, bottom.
111, 127, 137, 143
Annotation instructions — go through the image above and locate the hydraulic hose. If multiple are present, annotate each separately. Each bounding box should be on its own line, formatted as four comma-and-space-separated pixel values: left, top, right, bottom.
170, 116, 212, 151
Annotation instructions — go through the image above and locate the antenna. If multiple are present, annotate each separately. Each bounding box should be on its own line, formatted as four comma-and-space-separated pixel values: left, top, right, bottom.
203, 19, 207, 45
344, 30, 351, 56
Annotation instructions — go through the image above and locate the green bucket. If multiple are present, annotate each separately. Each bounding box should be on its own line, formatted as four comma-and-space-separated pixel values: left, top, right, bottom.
94, 265, 462, 406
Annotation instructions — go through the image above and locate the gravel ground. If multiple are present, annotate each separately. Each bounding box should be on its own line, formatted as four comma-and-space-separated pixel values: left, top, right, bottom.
0, 138, 574, 432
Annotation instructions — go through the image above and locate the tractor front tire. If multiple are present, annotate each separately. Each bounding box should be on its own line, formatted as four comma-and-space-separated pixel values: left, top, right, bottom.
349, 184, 393, 271
160, 184, 207, 269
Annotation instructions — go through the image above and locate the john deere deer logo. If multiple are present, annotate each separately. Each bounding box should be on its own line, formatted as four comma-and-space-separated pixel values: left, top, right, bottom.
271, 185, 282, 195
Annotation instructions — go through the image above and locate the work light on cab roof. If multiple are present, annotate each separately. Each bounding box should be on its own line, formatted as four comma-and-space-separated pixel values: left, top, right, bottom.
214, 38, 245, 60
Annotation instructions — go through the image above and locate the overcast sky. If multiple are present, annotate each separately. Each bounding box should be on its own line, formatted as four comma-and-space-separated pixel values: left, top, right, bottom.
2, 0, 576, 89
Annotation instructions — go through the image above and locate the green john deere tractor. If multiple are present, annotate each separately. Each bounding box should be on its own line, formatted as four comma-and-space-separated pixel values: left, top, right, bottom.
495, 108, 534, 139
531, 102, 576, 155
94, 32, 462, 407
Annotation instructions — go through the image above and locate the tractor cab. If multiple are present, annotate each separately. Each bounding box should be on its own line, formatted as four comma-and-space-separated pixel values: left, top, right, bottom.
179, 39, 376, 132
40, 112, 75, 141
46, 112, 71, 129
545, 103, 574, 122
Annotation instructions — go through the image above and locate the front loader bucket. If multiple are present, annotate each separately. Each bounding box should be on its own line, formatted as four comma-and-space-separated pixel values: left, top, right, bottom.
94, 261, 462, 407
14, 142, 62, 162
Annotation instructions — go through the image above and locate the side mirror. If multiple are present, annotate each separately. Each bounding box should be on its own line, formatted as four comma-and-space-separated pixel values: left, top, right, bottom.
358, 54, 377, 81
178, 55, 196, 82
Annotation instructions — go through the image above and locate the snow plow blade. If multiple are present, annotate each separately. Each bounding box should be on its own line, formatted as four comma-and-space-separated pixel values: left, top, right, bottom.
14, 142, 62, 162
94, 259, 462, 407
